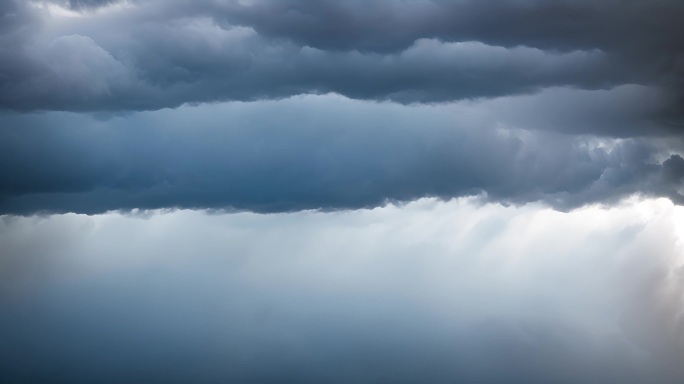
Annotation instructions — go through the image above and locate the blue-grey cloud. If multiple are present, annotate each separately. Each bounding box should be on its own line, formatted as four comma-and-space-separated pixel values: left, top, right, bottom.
0, 0, 681, 126
1, 92, 682, 215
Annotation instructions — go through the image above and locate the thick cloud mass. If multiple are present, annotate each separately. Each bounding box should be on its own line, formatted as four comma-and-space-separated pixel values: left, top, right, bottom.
0, 0, 683, 212
0, 0, 681, 121
1, 199, 683, 383
1, 91, 683, 215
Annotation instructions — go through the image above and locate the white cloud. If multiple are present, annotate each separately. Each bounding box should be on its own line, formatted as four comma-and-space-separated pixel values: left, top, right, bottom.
1, 198, 683, 382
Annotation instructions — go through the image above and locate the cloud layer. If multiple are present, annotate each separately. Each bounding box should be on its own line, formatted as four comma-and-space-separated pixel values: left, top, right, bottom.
0, 0, 681, 123
0, 0, 682, 213
2, 91, 684, 215
1, 198, 683, 383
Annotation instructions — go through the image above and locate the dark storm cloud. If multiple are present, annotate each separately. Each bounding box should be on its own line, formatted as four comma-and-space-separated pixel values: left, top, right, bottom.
214, 0, 684, 123
0, 0, 682, 211
0, 93, 682, 215
0, 27, 618, 111
0, 0, 681, 122
663, 154, 684, 184
213, 0, 683, 53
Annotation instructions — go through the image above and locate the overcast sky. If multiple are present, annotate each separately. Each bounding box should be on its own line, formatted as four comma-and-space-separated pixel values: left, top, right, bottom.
1, 0, 684, 383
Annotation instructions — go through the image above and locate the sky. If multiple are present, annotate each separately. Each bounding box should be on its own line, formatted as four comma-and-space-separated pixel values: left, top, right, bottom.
1, 0, 683, 383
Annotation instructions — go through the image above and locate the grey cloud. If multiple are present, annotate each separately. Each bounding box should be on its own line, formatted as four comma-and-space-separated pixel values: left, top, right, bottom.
662, 154, 684, 184
181, 0, 684, 116
66, 0, 122, 9
0, 24, 621, 111
217, 0, 684, 98
0, 0, 682, 212
0, 93, 681, 215
486, 85, 674, 137
216, 0, 684, 55
0, 0, 680, 122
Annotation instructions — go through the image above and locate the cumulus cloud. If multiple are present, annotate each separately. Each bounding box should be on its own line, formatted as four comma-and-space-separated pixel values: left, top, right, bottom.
1, 198, 683, 383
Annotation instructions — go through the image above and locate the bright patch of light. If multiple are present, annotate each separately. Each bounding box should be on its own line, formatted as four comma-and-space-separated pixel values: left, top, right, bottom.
29, 1, 84, 18
90, 0, 136, 14
29, 0, 135, 18
672, 203, 684, 261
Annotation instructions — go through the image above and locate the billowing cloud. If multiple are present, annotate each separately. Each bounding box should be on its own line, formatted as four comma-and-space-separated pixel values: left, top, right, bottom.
0, 0, 682, 212
1, 198, 683, 383
0, 0, 681, 127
